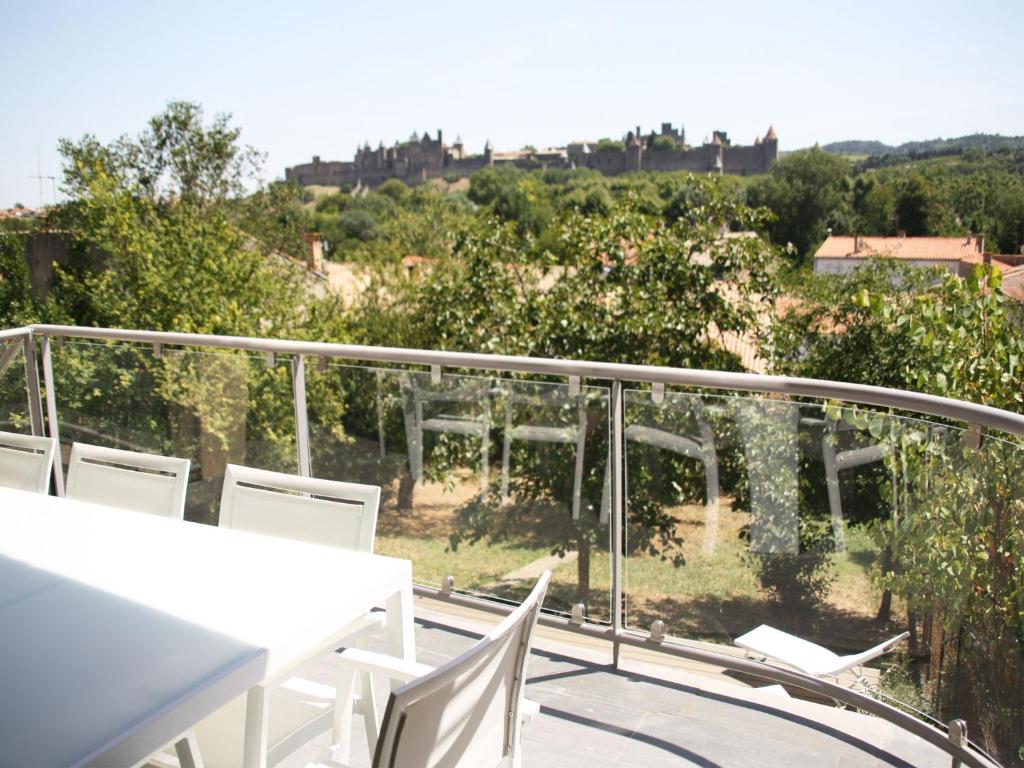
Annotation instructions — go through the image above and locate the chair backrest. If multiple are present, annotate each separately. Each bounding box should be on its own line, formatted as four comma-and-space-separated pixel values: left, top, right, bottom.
218, 464, 381, 553
0, 431, 57, 494
65, 443, 190, 519
373, 571, 551, 768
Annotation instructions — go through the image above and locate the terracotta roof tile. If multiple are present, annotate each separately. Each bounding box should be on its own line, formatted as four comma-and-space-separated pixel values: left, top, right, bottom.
815, 235, 982, 262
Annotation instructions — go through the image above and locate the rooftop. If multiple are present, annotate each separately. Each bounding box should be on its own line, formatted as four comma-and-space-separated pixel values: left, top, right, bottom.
814, 235, 984, 261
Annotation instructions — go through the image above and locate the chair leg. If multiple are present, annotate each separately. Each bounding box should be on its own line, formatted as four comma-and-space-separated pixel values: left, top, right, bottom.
571, 430, 586, 520
822, 431, 846, 553
331, 661, 358, 764
501, 434, 512, 505
174, 731, 206, 768
357, 670, 380, 753
702, 449, 720, 555
480, 424, 490, 501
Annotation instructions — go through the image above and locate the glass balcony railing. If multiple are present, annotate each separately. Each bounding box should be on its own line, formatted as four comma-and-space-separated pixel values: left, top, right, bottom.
0, 336, 32, 434
2, 324, 1020, 768
47, 340, 299, 523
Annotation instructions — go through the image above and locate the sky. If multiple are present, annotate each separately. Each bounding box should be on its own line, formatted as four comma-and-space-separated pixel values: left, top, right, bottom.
2, 0, 1023, 208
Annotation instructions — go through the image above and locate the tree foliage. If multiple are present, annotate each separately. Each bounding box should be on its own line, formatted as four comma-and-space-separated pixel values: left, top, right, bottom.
50, 101, 305, 337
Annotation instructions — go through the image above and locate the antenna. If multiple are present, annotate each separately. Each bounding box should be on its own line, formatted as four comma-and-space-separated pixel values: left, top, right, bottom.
29, 174, 57, 206
30, 146, 58, 206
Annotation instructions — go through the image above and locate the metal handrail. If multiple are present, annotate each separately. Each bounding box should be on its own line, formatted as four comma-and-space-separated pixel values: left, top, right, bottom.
12, 322, 1017, 767
0, 327, 32, 341
28, 324, 1024, 438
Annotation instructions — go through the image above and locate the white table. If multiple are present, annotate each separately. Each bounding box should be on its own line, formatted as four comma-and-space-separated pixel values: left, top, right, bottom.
0, 487, 415, 768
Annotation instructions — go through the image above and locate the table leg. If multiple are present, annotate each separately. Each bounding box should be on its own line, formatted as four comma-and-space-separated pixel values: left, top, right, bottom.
385, 582, 416, 668
242, 685, 269, 768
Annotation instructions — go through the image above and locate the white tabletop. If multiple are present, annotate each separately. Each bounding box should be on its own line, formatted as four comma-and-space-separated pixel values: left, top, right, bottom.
0, 487, 413, 768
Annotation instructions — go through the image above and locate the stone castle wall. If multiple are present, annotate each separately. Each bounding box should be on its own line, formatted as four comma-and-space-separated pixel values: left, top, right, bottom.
285, 123, 778, 188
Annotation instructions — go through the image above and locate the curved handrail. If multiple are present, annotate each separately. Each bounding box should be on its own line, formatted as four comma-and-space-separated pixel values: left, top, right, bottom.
28, 324, 1024, 438
0, 327, 32, 341
18, 322, 1016, 767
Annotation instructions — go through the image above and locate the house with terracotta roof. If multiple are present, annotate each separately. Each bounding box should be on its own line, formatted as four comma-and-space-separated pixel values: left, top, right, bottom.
812, 234, 1007, 276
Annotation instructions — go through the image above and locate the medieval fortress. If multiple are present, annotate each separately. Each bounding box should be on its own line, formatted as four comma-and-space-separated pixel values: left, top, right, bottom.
285, 122, 778, 188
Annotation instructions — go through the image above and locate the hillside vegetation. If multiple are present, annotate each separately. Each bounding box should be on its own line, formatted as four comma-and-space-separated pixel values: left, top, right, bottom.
822, 133, 1024, 159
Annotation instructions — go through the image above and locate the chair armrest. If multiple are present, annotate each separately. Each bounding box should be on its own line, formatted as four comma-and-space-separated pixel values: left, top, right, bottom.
337, 647, 436, 682
335, 610, 386, 647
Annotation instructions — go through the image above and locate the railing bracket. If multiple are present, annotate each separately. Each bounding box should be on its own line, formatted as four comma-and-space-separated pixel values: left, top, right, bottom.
651, 382, 665, 404
948, 719, 967, 767
430, 364, 442, 385
152, 342, 162, 359
441, 575, 455, 595
964, 424, 984, 451
650, 619, 665, 643
317, 355, 328, 373
264, 351, 275, 368
570, 603, 586, 624
568, 375, 581, 397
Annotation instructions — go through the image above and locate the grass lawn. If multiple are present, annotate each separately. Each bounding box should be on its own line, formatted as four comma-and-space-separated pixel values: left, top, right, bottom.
376, 475, 897, 652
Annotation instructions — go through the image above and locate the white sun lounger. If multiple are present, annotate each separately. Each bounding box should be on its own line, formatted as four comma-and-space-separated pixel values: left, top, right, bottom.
734, 624, 909, 683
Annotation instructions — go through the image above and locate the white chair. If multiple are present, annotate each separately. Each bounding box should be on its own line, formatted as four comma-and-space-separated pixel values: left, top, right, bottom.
734, 624, 909, 688
400, 373, 492, 500
319, 571, 551, 768
65, 442, 190, 519
187, 465, 384, 768
218, 464, 380, 553
0, 431, 57, 494
500, 385, 589, 519
625, 397, 720, 552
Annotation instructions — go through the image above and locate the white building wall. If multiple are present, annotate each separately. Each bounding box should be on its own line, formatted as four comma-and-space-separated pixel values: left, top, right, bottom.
813, 257, 959, 275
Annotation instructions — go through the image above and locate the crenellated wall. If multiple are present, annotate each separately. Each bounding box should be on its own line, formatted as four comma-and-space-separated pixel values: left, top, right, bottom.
285, 123, 778, 188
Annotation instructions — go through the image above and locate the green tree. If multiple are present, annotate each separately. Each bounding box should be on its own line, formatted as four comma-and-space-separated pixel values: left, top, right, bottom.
773, 260, 938, 389
354, 185, 781, 604
861, 266, 1024, 762
748, 147, 852, 264
894, 172, 944, 236
52, 101, 304, 336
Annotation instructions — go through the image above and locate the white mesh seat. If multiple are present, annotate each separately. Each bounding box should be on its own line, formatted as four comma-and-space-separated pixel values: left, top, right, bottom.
217, 464, 380, 553
500, 386, 590, 519
0, 431, 57, 494
65, 443, 190, 519
317, 571, 550, 768
734, 624, 909, 683
625, 400, 719, 552
400, 373, 492, 500
186, 465, 384, 768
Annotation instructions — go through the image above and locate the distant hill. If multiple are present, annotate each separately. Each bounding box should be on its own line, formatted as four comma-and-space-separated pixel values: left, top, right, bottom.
821, 140, 894, 156
821, 134, 1024, 158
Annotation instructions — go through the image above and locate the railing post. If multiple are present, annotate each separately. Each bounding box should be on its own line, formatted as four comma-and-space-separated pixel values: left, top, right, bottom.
611, 380, 624, 666
39, 334, 64, 496
292, 355, 311, 478
22, 333, 44, 437
949, 719, 967, 768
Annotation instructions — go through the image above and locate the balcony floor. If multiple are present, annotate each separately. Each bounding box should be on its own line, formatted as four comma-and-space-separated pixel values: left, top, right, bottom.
276, 596, 950, 768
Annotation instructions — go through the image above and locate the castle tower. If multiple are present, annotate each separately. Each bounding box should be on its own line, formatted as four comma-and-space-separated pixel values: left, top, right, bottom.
484, 139, 493, 166
626, 132, 642, 172
761, 126, 779, 170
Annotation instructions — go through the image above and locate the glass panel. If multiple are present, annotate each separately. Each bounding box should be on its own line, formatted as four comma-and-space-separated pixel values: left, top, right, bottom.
306, 364, 611, 620
622, 389, 964, 717
50, 341, 297, 523
0, 340, 31, 434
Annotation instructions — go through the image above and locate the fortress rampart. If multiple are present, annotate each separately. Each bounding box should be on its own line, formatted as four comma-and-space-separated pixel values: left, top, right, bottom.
285, 123, 778, 188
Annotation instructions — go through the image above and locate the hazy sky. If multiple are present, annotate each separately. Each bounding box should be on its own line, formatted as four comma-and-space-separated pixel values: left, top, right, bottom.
3, 0, 1022, 207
